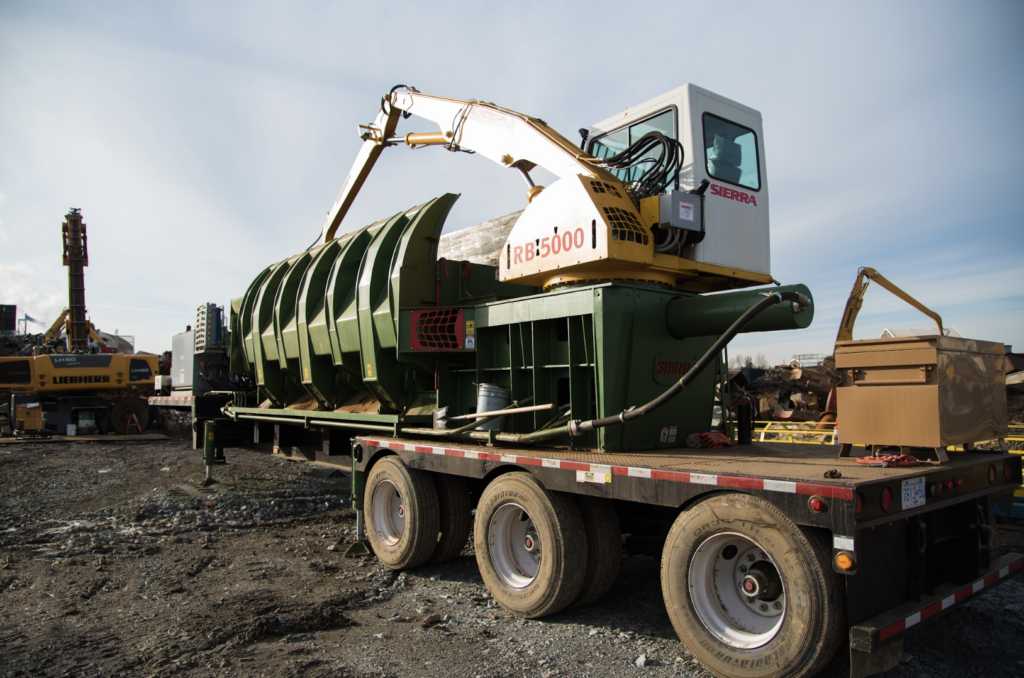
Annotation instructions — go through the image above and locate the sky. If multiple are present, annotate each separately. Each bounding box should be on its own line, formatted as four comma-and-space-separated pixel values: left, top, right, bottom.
1, 0, 1021, 360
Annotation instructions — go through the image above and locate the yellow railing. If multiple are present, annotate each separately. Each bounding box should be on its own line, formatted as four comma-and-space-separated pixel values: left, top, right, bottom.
733, 422, 1024, 447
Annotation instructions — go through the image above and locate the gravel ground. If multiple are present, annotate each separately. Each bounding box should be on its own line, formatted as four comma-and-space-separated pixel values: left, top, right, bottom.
1, 432, 1022, 678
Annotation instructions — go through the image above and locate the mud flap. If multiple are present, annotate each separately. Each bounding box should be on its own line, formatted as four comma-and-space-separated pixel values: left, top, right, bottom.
849, 639, 901, 678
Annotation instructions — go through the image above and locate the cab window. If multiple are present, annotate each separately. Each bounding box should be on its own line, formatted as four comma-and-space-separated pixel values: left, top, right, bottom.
589, 109, 676, 186
703, 113, 760, 190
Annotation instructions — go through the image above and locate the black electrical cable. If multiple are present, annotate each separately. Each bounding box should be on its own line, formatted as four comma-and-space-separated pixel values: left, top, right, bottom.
569, 290, 811, 436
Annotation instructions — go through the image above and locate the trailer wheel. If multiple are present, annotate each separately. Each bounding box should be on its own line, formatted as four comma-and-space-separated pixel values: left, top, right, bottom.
475, 472, 586, 618
430, 473, 472, 563
365, 457, 440, 570
661, 494, 844, 678
572, 495, 621, 607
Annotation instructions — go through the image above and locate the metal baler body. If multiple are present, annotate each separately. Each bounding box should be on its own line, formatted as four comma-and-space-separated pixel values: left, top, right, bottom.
229, 195, 811, 452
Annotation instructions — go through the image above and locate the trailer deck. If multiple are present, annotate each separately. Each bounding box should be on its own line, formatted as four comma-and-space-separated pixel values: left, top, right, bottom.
351, 437, 1019, 545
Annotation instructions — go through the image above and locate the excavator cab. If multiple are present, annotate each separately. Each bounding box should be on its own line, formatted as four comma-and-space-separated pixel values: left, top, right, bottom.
586, 84, 770, 283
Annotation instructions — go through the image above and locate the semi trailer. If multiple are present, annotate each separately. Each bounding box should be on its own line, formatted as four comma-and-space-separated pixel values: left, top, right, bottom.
153, 84, 1019, 678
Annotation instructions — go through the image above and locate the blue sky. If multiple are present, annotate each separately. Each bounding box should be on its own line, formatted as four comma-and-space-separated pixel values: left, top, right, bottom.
1, 0, 1021, 358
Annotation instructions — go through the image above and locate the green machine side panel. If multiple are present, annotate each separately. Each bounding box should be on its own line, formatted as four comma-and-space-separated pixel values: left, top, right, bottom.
297, 239, 345, 407
327, 226, 373, 376
357, 211, 411, 410
239, 265, 272, 370
274, 251, 313, 368
250, 260, 292, 406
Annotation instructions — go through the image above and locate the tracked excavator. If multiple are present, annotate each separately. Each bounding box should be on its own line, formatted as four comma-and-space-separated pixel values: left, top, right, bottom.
0, 209, 158, 435
153, 85, 1016, 678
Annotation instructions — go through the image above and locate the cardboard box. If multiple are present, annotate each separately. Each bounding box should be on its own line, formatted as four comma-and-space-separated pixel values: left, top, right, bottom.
835, 336, 1008, 448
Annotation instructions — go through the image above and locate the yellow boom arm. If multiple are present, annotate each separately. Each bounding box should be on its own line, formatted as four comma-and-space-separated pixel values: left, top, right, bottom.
836, 267, 944, 342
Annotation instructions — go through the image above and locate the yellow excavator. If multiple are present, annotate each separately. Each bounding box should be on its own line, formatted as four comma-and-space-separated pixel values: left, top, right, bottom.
835, 266, 944, 342
0, 209, 158, 436
44, 309, 107, 348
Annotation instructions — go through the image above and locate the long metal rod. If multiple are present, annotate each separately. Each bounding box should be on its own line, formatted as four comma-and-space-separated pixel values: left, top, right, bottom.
232, 413, 395, 433
445, 403, 552, 422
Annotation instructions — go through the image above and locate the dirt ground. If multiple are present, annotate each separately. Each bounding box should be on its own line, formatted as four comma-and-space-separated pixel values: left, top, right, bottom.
1, 427, 1022, 678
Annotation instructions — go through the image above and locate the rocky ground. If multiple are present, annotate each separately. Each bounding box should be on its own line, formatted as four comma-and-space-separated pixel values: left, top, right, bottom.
1, 429, 1022, 678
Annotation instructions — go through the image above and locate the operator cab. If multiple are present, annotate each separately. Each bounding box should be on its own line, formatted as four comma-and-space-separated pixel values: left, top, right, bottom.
587, 84, 770, 279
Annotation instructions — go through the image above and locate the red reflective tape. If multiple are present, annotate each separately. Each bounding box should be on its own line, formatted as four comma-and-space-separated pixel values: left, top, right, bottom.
364, 440, 380, 447
652, 470, 689, 483
983, 572, 1000, 587
921, 600, 943, 621
481, 452, 502, 462
415, 446, 433, 454
1011, 559, 1023, 573
559, 461, 591, 472
879, 619, 906, 642
444, 448, 464, 457
612, 466, 630, 475
718, 476, 764, 490
515, 456, 544, 467
954, 587, 972, 603
796, 483, 854, 500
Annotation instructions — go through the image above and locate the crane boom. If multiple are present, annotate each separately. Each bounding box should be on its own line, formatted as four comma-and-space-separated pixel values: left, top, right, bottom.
319, 88, 617, 244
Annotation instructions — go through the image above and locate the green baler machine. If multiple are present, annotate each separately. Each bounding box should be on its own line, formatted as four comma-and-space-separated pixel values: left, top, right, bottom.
228, 194, 812, 452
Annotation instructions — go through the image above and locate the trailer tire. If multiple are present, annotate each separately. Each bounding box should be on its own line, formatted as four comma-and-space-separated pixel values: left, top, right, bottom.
430, 473, 472, 563
572, 495, 621, 607
111, 398, 149, 432
475, 472, 586, 618
661, 493, 844, 678
365, 456, 440, 571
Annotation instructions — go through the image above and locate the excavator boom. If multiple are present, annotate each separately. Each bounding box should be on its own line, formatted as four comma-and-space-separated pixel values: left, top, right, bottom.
319, 88, 617, 244
836, 267, 944, 342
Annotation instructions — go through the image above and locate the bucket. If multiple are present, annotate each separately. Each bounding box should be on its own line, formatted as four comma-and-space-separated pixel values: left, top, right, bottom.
475, 383, 511, 431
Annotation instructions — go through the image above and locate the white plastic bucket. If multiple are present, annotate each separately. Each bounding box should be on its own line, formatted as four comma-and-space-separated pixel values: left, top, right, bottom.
475, 383, 511, 431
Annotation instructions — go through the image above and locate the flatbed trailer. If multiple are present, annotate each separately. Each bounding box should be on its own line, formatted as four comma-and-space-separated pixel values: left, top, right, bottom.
204, 398, 1022, 678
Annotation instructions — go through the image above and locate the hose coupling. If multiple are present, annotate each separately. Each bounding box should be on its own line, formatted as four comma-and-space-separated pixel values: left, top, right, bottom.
569, 419, 588, 437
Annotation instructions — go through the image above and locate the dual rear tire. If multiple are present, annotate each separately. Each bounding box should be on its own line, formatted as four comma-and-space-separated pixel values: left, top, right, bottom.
661, 494, 845, 678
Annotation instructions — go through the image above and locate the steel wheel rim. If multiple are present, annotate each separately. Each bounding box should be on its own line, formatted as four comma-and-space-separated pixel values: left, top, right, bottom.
488, 502, 541, 588
688, 532, 786, 648
370, 479, 404, 545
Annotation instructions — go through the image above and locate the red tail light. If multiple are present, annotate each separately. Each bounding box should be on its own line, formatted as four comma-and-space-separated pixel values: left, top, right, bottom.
808, 496, 825, 513
1005, 461, 1014, 482
881, 487, 893, 512
856, 493, 864, 517
989, 465, 997, 484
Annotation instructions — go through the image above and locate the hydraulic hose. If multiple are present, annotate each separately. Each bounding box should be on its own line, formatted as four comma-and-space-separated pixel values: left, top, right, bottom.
568, 290, 811, 437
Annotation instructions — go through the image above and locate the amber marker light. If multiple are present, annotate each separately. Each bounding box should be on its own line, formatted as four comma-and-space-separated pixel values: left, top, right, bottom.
835, 552, 855, 571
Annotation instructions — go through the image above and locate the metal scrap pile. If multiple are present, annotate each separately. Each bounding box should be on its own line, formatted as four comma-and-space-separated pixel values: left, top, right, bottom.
0, 333, 57, 357
731, 357, 840, 424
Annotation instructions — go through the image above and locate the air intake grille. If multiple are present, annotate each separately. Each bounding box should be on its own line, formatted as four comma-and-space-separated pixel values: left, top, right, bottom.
603, 207, 649, 245
411, 308, 465, 350
590, 180, 623, 200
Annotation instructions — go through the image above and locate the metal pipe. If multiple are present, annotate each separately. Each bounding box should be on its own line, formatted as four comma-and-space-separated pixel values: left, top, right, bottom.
444, 403, 552, 422
665, 284, 813, 338
569, 290, 813, 437
307, 419, 396, 432
232, 412, 395, 433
